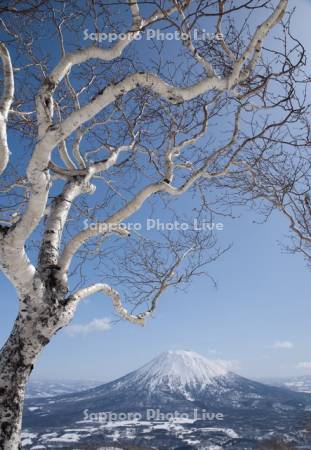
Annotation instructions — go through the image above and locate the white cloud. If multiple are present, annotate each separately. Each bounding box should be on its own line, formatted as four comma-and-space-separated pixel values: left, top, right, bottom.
297, 362, 311, 369
66, 318, 111, 336
273, 341, 294, 349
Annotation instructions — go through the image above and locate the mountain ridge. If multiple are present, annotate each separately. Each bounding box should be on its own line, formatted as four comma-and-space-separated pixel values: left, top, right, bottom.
22, 350, 311, 449
24, 349, 311, 423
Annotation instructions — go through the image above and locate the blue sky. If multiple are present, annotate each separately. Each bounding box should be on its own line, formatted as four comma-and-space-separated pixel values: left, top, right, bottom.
2, 202, 311, 381
1, 0, 311, 382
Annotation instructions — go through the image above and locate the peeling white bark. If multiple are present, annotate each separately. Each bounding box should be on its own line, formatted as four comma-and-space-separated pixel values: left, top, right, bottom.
0, 42, 14, 175
48, 2, 179, 89
0, 230, 35, 298
71, 283, 147, 325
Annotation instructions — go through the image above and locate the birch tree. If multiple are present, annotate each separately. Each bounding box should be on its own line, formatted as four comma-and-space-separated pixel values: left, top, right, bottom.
0, 0, 299, 448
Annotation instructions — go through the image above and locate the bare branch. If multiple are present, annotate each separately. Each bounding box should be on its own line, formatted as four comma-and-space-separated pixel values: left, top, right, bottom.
0, 42, 14, 175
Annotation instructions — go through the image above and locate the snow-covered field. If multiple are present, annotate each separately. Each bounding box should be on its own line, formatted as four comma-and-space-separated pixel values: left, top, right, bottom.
21, 419, 243, 449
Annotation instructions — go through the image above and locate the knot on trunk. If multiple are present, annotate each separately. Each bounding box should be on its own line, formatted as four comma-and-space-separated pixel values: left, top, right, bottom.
0, 224, 10, 235
39, 264, 68, 298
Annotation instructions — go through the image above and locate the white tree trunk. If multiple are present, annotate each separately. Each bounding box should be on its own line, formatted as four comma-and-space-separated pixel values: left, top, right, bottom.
0, 290, 74, 450
0, 323, 34, 449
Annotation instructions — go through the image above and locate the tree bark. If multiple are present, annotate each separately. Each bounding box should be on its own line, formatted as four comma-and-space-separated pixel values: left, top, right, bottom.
0, 289, 74, 450
0, 316, 41, 450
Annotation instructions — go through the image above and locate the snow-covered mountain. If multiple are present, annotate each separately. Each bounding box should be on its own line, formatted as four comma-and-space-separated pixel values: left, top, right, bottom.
130, 350, 229, 393
23, 351, 311, 449
25, 351, 229, 401
263, 375, 311, 394
26, 379, 102, 398
25, 350, 311, 423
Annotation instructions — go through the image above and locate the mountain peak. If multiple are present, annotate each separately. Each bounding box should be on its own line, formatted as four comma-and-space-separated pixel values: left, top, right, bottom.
131, 350, 229, 392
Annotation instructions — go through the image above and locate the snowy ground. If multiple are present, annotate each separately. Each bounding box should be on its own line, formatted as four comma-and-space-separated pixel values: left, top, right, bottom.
21, 416, 303, 450
21, 419, 243, 448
